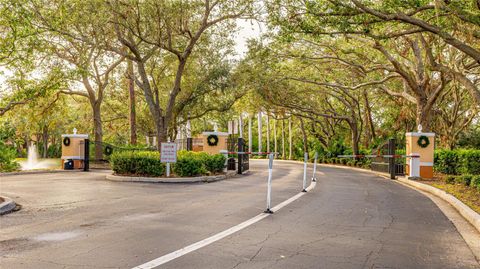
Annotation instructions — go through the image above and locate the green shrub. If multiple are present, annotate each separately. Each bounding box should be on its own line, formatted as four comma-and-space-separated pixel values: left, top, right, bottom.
0, 143, 20, 172
174, 151, 206, 177
434, 150, 459, 175
458, 150, 480, 175
471, 175, 480, 190
176, 150, 225, 175
445, 175, 456, 185
111, 151, 165, 177
458, 175, 473, 186
341, 158, 348, 165
204, 154, 226, 173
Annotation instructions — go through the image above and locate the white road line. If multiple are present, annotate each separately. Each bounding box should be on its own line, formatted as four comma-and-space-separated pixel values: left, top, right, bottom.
132, 181, 317, 269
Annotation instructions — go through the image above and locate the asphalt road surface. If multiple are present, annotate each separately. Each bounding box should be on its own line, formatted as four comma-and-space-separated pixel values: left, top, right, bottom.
1, 160, 479, 269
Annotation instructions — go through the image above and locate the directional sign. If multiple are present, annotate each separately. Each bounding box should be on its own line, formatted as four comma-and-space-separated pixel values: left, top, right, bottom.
161, 142, 177, 163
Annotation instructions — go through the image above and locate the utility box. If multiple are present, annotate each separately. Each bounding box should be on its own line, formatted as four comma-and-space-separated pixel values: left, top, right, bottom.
61, 130, 88, 170
406, 131, 435, 179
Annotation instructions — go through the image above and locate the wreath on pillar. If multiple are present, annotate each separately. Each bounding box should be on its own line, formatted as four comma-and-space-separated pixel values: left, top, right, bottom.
104, 145, 113, 155
207, 134, 219, 146
63, 137, 71, 146
417, 135, 430, 148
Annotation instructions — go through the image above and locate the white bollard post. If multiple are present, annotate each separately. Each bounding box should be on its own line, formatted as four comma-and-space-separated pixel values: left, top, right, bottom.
409, 153, 420, 178
312, 152, 318, 182
265, 153, 274, 214
220, 150, 228, 173
302, 152, 308, 192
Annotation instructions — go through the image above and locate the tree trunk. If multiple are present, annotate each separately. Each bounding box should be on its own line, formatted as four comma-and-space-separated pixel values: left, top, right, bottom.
347, 120, 360, 156
288, 117, 293, 160
416, 97, 432, 132
93, 102, 103, 161
266, 114, 270, 152
363, 90, 375, 147
273, 118, 277, 154
248, 117, 252, 152
127, 59, 137, 145
299, 117, 308, 153
42, 126, 48, 158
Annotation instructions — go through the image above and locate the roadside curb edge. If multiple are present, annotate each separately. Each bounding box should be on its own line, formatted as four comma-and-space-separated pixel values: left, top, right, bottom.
105, 171, 237, 183
0, 196, 16, 215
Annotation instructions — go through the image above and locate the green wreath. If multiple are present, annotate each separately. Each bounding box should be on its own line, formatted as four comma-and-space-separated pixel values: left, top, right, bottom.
207, 134, 219, 146
417, 135, 430, 148
63, 137, 71, 146
104, 145, 114, 156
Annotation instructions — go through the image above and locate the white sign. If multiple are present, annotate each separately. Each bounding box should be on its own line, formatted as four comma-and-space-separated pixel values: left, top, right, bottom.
161, 142, 177, 163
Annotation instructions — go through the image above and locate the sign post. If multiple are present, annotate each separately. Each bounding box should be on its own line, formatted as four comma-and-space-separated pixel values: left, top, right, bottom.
161, 142, 177, 177
265, 153, 274, 214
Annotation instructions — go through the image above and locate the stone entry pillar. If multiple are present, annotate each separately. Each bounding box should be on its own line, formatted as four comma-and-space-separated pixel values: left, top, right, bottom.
406, 127, 435, 179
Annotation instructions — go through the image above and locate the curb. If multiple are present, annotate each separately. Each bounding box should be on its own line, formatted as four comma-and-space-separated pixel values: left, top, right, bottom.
0, 169, 81, 177
106, 171, 237, 184
0, 197, 16, 215
397, 177, 480, 234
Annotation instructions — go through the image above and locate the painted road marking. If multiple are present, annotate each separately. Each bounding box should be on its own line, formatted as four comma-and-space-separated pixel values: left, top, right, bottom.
132, 181, 317, 269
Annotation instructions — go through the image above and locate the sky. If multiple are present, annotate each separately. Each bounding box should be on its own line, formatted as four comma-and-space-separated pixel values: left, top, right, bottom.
233, 19, 265, 58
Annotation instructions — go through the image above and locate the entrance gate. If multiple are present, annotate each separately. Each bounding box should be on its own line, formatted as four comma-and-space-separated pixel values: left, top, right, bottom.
370, 139, 405, 179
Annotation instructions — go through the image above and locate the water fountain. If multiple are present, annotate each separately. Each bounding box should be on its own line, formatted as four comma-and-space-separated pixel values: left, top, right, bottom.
20, 143, 55, 170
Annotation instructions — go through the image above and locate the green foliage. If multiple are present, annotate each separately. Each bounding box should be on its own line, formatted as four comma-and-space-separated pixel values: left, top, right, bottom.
458, 175, 473, 186
204, 154, 227, 173
0, 122, 20, 172
458, 150, 480, 175
174, 151, 207, 177
470, 176, 480, 191
110, 151, 165, 177
175, 150, 226, 176
435, 149, 480, 176
0, 143, 20, 172
445, 175, 456, 185
434, 150, 460, 175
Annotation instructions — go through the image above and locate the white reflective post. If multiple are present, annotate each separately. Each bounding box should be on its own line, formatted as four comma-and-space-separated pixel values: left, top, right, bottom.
265, 153, 274, 213
312, 152, 318, 182
302, 152, 308, 192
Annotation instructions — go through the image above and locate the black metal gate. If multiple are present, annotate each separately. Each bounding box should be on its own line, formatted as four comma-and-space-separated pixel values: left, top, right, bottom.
371, 138, 405, 179
237, 138, 249, 174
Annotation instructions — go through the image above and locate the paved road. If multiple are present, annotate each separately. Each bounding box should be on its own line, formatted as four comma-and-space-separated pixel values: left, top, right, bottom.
1, 160, 478, 268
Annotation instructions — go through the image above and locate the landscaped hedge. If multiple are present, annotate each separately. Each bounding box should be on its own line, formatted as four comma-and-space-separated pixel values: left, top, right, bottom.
434, 149, 480, 175
111, 151, 165, 177
110, 150, 226, 177
174, 151, 226, 177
